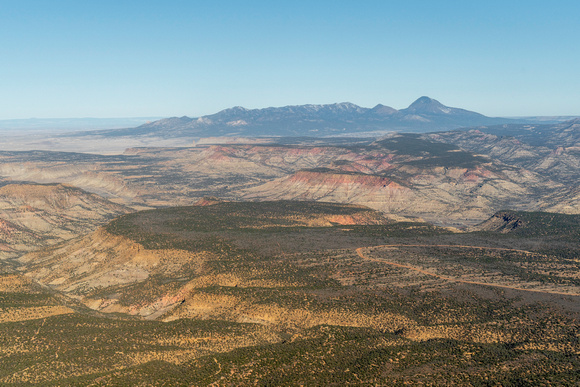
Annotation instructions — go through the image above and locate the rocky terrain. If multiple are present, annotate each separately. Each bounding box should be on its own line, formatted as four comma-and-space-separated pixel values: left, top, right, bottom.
1, 132, 575, 229
428, 119, 580, 185
0, 183, 129, 259
242, 138, 564, 225
237, 134, 572, 224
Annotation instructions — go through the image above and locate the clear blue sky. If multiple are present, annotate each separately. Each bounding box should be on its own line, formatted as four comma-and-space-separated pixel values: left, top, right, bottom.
1, 0, 578, 119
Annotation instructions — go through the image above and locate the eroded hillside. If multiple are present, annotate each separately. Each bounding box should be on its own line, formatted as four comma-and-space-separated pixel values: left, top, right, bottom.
244, 135, 566, 225
0, 183, 130, 258
1, 133, 574, 227
427, 119, 580, 186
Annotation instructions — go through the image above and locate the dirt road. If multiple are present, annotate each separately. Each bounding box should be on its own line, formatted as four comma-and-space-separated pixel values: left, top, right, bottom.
355, 244, 580, 297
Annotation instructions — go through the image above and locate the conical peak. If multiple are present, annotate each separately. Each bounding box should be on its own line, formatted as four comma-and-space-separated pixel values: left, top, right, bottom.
409, 96, 443, 108
404, 96, 450, 114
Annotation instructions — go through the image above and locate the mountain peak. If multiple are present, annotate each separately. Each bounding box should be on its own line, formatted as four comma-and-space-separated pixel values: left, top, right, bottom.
409, 96, 444, 108
404, 96, 452, 114
334, 101, 355, 107
329, 102, 365, 113
222, 106, 248, 113
414, 96, 438, 103
371, 104, 398, 115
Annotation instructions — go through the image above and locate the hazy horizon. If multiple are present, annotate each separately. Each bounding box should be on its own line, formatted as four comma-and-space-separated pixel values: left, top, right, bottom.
1, 98, 579, 131
1, 1, 579, 119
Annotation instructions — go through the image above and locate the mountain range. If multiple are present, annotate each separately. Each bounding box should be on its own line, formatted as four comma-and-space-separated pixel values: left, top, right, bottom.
86, 97, 525, 138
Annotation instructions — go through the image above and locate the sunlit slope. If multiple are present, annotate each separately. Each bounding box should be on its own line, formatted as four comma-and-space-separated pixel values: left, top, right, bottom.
18, 201, 394, 318
0, 183, 130, 258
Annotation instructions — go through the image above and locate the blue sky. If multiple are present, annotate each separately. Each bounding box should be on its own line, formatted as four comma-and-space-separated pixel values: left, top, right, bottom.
0, 0, 578, 119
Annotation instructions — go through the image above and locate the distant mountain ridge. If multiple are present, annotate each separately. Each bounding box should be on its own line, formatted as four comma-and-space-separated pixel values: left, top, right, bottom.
88, 97, 522, 138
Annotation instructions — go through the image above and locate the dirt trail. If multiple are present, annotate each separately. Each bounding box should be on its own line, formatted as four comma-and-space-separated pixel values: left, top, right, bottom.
355, 244, 580, 297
